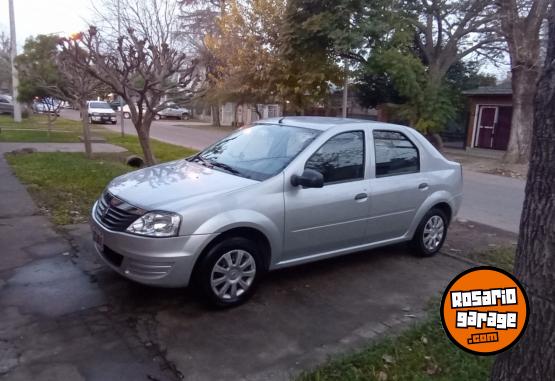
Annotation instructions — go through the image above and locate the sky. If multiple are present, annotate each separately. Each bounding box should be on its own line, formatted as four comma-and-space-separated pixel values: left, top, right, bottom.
0, 0, 93, 47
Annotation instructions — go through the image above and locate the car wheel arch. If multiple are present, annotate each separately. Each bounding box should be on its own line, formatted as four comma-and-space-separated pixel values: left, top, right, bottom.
191, 226, 272, 280
408, 191, 456, 239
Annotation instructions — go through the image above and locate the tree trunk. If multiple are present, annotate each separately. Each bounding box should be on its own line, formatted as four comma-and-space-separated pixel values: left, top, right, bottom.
136, 123, 156, 166
211, 104, 221, 127
490, 8, 555, 380
79, 100, 92, 158
47, 113, 53, 138
503, 66, 539, 164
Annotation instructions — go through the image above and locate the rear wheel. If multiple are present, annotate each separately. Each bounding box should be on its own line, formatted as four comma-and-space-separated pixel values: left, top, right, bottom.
194, 236, 262, 308
154, 114, 161, 120
123, 112, 131, 119
412, 208, 448, 257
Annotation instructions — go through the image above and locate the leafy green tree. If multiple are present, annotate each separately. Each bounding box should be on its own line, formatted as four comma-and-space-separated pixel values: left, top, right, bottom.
16, 35, 65, 133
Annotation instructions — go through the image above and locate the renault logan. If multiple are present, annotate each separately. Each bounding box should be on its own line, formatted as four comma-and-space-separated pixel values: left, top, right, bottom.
91, 117, 463, 307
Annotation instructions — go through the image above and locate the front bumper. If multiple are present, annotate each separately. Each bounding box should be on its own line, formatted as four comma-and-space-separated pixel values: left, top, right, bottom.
91, 115, 116, 123
90, 202, 217, 287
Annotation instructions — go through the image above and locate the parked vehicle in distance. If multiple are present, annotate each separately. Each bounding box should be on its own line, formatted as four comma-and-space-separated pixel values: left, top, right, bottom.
32, 98, 62, 115
122, 103, 190, 120
86, 101, 117, 124
157, 104, 190, 120
0, 94, 13, 115
91, 117, 463, 307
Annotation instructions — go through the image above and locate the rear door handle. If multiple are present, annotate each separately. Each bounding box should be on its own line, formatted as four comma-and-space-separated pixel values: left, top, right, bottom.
418, 183, 429, 190
354, 193, 368, 201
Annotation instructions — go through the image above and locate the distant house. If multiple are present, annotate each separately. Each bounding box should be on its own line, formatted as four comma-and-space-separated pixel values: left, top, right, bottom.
194, 102, 282, 126
463, 82, 512, 151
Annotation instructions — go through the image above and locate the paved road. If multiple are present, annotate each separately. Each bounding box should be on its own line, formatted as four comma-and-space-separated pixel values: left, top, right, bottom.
62, 109, 231, 150
458, 170, 525, 234
61, 110, 526, 232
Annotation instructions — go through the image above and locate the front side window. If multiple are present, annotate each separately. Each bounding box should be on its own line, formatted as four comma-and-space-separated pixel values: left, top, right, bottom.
373, 130, 419, 177
193, 124, 319, 181
305, 131, 365, 184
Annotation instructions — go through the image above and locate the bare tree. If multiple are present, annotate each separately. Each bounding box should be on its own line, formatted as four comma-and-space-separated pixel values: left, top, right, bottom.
70, 0, 199, 165
490, 3, 555, 380
58, 38, 106, 158
497, 0, 550, 163
408, 0, 504, 85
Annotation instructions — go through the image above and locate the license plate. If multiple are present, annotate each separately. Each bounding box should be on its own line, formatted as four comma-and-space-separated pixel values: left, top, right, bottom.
92, 226, 104, 248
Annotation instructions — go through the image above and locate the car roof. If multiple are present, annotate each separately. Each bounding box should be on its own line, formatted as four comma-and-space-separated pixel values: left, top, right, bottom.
260, 116, 379, 131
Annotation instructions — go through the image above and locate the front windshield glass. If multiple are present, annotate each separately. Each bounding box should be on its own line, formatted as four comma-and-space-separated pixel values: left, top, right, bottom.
90, 102, 112, 109
192, 124, 319, 181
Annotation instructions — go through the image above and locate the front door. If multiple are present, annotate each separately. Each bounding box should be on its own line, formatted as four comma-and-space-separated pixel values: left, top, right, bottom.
492, 106, 512, 150
283, 131, 370, 261
476, 107, 497, 148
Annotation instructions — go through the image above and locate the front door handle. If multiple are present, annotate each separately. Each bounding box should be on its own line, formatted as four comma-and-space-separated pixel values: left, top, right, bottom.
354, 193, 368, 201
418, 183, 429, 190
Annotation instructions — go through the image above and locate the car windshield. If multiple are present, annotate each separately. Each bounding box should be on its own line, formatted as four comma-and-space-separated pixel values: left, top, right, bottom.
191, 124, 320, 181
90, 102, 112, 109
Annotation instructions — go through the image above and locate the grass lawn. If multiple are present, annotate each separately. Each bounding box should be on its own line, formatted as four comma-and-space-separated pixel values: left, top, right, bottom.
4, 115, 198, 225
0, 114, 91, 142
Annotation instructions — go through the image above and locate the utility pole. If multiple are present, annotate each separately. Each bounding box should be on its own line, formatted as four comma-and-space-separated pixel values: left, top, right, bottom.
117, 0, 125, 137
342, 59, 348, 118
8, 0, 21, 122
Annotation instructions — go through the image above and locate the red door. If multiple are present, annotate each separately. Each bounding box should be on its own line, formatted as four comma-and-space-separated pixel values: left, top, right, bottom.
492, 106, 512, 150
476, 107, 497, 148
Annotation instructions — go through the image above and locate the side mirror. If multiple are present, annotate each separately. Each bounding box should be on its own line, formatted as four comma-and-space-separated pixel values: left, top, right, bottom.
291, 168, 324, 188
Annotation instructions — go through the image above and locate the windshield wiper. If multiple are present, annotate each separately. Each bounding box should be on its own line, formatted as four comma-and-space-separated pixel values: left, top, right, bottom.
208, 161, 241, 175
190, 154, 212, 168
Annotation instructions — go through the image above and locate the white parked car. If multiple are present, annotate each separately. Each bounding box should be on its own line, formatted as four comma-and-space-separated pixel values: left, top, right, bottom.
86, 101, 117, 124
122, 103, 191, 120
91, 117, 463, 307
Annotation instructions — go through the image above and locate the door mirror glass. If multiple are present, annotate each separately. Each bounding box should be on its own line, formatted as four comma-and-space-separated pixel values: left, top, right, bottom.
291, 169, 324, 188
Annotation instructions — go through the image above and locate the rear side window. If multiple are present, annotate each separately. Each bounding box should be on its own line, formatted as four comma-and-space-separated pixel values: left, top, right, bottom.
373, 130, 419, 177
305, 131, 365, 184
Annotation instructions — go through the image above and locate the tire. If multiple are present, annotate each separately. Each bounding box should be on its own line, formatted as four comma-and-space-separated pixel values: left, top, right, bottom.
181, 113, 189, 120
154, 114, 161, 120
412, 208, 449, 257
123, 112, 131, 119
88, 116, 93, 124
193, 236, 263, 308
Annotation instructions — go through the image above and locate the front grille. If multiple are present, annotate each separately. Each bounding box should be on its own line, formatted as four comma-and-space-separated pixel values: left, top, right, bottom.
95, 192, 144, 231
100, 113, 113, 117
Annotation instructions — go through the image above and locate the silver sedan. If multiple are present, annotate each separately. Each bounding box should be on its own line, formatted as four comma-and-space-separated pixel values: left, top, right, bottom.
91, 117, 463, 307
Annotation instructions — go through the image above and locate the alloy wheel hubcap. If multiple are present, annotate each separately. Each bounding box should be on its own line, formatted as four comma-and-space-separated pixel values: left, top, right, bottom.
210, 250, 256, 300
423, 215, 444, 251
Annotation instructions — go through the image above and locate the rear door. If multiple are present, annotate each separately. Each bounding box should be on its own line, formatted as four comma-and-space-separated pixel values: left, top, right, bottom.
283, 130, 370, 261
367, 130, 431, 242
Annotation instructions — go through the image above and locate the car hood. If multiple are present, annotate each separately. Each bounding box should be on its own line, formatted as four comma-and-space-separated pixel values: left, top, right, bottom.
107, 159, 258, 211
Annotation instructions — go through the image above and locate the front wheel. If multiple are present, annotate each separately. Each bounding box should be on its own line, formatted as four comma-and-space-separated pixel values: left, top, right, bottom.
123, 112, 131, 119
194, 237, 262, 308
412, 208, 448, 257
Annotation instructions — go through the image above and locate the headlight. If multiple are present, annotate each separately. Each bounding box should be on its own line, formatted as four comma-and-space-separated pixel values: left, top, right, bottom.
126, 211, 181, 237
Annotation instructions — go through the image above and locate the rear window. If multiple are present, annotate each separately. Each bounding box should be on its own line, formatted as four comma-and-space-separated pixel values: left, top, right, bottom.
373, 130, 419, 177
